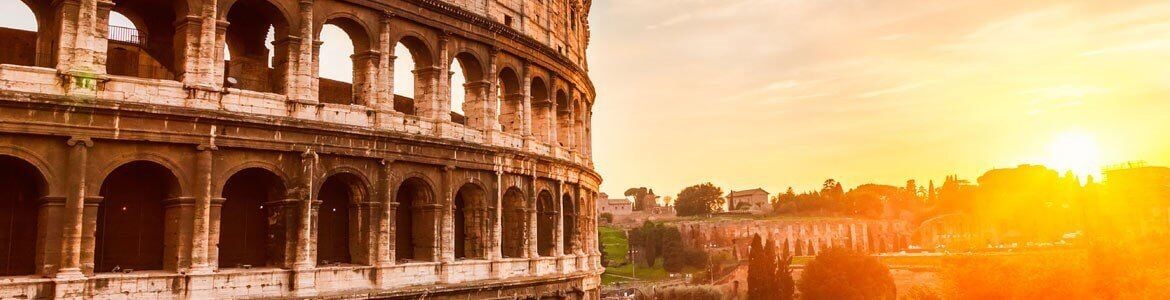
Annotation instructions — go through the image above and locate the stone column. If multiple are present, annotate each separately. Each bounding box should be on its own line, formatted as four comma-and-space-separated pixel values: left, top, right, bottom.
176, 0, 223, 95
520, 61, 534, 137
288, 0, 316, 104
491, 171, 503, 260
463, 81, 491, 130
352, 50, 380, 106
55, 0, 112, 94
527, 171, 539, 275
291, 149, 319, 296
310, 40, 323, 101
56, 137, 92, 278
413, 66, 442, 119
374, 13, 395, 111
439, 166, 455, 263
486, 47, 501, 130
374, 160, 394, 267
548, 75, 560, 145
189, 145, 216, 273
436, 33, 452, 120
554, 181, 565, 257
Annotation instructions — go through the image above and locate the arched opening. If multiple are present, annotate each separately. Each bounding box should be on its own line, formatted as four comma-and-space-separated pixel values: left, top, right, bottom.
496, 67, 522, 134
0, 155, 46, 276
392, 36, 434, 115
223, 0, 290, 94
449, 53, 485, 126
501, 187, 526, 258
536, 190, 555, 257
395, 177, 436, 262
530, 77, 552, 143
0, 1, 49, 67
561, 193, 576, 255
219, 168, 285, 268
317, 173, 365, 265
105, 0, 181, 80
453, 183, 488, 259
96, 161, 180, 273
555, 90, 572, 148
317, 18, 373, 106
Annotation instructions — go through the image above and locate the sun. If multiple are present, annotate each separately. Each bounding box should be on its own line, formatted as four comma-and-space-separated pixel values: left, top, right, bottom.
1046, 131, 1102, 181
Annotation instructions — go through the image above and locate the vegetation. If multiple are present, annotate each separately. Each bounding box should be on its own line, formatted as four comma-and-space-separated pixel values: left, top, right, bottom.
746, 234, 795, 300
798, 247, 895, 300
628, 221, 708, 271
652, 285, 724, 300
599, 212, 614, 224
675, 183, 725, 216
625, 187, 657, 211
599, 225, 671, 285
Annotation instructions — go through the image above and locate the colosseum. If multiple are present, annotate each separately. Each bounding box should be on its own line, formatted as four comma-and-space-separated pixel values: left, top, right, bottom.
0, 0, 601, 298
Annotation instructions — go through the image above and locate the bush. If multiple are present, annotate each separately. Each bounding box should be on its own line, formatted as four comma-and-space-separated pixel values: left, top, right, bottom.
600, 212, 614, 224
798, 247, 895, 300
652, 285, 723, 300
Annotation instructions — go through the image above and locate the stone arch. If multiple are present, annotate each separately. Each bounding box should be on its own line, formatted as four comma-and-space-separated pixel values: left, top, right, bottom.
394, 34, 434, 67
449, 51, 486, 126
496, 67, 523, 133
96, 160, 183, 273
219, 167, 286, 269
317, 13, 377, 106
0, 155, 48, 276
561, 192, 576, 255
555, 89, 572, 147
530, 76, 553, 143
501, 186, 527, 258
214, 160, 290, 197
222, 0, 294, 94
453, 182, 489, 259
105, 0, 186, 80
316, 171, 368, 265
395, 176, 438, 262
92, 152, 190, 196
391, 33, 436, 116
1, 0, 54, 67
0, 145, 55, 195
536, 189, 556, 257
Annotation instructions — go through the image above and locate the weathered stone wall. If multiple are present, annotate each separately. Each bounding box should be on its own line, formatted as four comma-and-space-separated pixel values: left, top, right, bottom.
0, 0, 600, 298
677, 219, 913, 257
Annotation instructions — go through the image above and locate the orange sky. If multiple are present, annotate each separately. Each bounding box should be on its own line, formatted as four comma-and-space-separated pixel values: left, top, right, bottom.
586, 0, 1170, 197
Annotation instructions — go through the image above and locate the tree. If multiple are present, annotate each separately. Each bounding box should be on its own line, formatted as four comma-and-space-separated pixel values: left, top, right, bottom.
676, 183, 725, 216
747, 235, 768, 300
625, 187, 657, 211
798, 247, 895, 300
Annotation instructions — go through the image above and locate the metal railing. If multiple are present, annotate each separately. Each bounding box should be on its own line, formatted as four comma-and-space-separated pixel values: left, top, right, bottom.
107, 25, 143, 45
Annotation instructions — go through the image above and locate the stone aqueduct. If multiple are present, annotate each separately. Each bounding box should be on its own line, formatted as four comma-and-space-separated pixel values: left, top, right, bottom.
0, 0, 601, 298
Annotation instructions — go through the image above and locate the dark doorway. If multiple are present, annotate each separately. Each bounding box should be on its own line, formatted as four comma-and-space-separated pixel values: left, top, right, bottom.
96, 161, 178, 272
0, 156, 45, 276
220, 168, 284, 268
318, 173, 363, 265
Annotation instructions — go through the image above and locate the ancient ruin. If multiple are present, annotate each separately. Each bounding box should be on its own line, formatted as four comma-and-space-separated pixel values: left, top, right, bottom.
0, 0, 601, 298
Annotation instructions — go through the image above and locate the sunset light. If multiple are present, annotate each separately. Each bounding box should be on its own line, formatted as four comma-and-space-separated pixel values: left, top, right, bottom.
1047, 130, 1103, 181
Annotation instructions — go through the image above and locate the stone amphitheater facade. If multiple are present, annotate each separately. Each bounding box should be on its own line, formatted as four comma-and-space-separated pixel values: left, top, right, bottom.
0, 0, 600, 298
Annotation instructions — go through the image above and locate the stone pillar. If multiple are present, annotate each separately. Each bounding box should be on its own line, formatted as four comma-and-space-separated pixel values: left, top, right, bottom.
463, 81, 491, 130
189, 145, 216, 273
176, 0, 223, 96
374, 13, 395, 112
352, 51, 380, 106
55, 0, 112, 94
436, 33, 452, 120
491, 171, 503, 260
310, 40, 323, 101
439, 166, 455, 263
374, 160, 394, 267
527, 172, 539, 275
486, 47, 501, 130
413, 66, 442, 119
291, 149, 319, 296
548, 75, 560, 145
554, 181, 565, 257
288, 0, 316, 104
56, 137, 92, 278
520, 62, 534, 137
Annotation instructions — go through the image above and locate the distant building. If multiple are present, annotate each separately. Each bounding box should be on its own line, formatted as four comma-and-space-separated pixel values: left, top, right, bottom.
727, 188, 771, 213
597, 193, 634, 215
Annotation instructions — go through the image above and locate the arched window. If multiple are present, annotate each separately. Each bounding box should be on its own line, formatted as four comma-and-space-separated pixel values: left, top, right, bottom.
392, 37, 434, 116
530, 77, 552, 143
105, 1, 181, 80
317, 18, 373, 106
501, 187, 526, 258
0, 1, 43, 67
450, 53, 487, 128
223, 0, 289, 94
453, 184, 488, 259
395, 177, 436, 262
0, 155, 46, 276
219, 168, 285, 268
561, 193, 576, 255
96, 161, 180, 273
536, 190, 555, 257
317, 173, 366, 265
496, 67, 522, 134
555, 89, 572, 148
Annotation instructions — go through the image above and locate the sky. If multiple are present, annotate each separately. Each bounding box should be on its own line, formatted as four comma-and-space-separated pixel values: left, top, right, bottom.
586, 0, 1170, 197
3, 1, 1168, 199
